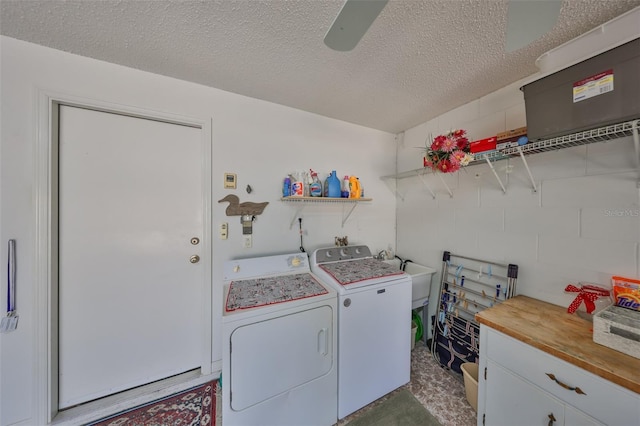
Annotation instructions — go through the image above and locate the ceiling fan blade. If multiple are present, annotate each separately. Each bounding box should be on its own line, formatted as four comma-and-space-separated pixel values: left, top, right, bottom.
505, 0, 562, 52
324, 0, 388, 51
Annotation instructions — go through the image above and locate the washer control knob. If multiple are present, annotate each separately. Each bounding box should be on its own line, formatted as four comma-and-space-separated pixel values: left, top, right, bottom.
343, 298, 351, 307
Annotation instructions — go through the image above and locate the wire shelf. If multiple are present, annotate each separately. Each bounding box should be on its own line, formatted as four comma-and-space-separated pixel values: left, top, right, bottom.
501, 119, 638, 156
471, 150, 511, 164
382, 119, 639, 196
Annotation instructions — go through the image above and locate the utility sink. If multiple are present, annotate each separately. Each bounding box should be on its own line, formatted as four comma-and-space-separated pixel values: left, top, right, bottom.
385, 259, 437, 309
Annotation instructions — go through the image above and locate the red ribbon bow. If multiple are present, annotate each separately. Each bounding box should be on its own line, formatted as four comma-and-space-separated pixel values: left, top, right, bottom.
565, 284, 610, 314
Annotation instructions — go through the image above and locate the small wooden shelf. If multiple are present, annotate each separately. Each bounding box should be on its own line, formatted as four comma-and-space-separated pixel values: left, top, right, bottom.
280, 197, 372, 202
280, 197, 372, 227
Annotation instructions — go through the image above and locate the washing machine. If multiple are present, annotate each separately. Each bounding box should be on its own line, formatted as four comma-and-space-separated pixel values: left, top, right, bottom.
222, 252, 337, 426
310, 245, 412, 419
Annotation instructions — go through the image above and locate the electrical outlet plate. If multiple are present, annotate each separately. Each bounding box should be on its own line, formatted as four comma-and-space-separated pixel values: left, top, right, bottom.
243, 234, 252, 248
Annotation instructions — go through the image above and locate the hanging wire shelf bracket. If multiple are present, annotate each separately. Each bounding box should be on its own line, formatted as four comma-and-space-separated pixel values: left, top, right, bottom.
280, 197, 372, 228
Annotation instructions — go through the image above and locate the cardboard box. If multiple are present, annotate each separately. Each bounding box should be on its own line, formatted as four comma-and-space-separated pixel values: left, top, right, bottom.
496, 126, 527, 141
495, 127, 527, 150
593, 305, 640, 359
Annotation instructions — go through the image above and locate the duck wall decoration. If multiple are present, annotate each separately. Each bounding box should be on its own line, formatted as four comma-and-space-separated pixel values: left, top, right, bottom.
218, 194, 269, 217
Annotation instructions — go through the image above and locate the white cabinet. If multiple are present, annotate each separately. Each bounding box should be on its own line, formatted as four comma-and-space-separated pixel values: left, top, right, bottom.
484, 359, 565, 426
478, 325, 639, 426
564, 406, 601, 426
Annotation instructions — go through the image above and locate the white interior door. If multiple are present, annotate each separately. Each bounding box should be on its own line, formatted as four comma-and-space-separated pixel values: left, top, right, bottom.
58, 105, 204, 408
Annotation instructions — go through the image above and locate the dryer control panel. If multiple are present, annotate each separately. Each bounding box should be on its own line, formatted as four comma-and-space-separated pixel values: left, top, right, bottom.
313, 245, 372, 263
224, 252, 310, 281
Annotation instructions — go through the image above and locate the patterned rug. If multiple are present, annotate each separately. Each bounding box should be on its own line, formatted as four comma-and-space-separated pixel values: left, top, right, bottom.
90, 380, 216, 426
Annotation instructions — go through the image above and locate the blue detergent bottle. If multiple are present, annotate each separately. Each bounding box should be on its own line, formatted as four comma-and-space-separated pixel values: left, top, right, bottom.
327, 170, 341, 198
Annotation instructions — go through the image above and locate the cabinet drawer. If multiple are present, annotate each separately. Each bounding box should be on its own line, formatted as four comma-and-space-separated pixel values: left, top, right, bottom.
485, 360, 565, 426
486, 328, 639, 426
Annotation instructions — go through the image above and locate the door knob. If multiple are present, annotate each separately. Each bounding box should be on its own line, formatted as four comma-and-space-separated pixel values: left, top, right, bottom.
190, 255, 200, 264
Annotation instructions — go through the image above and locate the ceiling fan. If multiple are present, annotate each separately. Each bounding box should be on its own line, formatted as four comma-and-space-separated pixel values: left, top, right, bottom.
324, 0, 562, 53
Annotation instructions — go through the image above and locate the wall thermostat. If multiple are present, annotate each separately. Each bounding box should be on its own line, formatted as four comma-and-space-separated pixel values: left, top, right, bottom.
224, 173, 237, 189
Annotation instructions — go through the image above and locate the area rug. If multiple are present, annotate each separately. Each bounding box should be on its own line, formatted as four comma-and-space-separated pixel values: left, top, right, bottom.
346, 388, 441, 426
89, 380, 216, 426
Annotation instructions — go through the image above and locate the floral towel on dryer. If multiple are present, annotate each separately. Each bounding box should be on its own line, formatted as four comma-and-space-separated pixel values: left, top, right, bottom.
319, 258, 403, 286
226, 273, 328, 311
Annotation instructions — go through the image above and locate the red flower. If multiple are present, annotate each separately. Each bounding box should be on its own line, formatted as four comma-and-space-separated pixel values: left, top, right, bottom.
456, 137, 469, 149
423, 129, 471, 174
437, 159, 456, 173
431, 135, 447, 151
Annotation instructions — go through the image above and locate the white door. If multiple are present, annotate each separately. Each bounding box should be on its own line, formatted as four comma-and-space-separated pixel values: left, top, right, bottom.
58, 105, 204, 408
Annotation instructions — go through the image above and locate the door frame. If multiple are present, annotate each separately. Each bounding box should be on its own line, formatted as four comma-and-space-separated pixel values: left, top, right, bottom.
34, 90, 213, 423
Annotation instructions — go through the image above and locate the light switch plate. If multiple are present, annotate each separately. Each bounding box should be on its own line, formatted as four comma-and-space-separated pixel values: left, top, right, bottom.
224, 173, 237, 189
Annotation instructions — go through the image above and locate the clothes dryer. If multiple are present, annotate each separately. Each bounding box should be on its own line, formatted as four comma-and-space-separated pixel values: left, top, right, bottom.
222, 252, 337, 426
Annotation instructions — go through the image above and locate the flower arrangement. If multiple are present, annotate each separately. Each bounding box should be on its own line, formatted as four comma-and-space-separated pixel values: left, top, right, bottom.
422, 129, 474, 173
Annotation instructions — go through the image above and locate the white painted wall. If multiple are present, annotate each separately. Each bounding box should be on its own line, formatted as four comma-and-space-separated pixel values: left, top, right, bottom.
396, 79, 639, 338
0, 36, 397, 425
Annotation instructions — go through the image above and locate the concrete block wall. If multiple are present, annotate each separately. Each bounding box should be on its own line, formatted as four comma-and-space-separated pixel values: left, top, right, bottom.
395, 79, 639, 334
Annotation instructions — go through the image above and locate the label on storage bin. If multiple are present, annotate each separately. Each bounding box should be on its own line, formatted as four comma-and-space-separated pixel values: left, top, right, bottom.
573, 69, 613, 103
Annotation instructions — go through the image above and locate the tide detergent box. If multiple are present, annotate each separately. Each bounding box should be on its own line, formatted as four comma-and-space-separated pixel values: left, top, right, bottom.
611, 276, 640, 311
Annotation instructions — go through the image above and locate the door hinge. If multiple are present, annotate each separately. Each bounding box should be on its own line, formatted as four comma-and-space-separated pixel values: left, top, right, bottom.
484, 366, 487, 380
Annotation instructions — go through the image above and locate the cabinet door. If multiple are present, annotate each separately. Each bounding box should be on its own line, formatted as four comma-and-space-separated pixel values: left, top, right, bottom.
565, 405, 603, 426
485, 360, 564, 426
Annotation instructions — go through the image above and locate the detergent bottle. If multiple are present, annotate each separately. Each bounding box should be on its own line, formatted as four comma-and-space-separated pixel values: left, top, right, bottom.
342, 176, 350, 198
309, 169, 322, 197
349, 176, 361, 199
283, 176, 291, 197
323, 172, 331, 197
326, 171, 341, 198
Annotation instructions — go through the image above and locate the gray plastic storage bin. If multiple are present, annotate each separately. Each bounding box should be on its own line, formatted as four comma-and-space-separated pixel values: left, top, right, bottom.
522, 38, 640, 141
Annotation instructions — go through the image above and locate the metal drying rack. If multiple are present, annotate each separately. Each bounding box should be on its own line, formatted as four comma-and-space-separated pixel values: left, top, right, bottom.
430, 251, 518, 375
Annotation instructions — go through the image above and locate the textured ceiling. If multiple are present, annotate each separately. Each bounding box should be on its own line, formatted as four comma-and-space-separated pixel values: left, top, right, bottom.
2, 0, 639, 133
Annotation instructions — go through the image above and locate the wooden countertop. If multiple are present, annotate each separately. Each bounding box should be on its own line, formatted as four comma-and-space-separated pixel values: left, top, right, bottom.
475, 295, 640, 394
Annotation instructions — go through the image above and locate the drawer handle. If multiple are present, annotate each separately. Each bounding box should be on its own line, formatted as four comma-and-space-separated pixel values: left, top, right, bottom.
548, 413, 556, 426
546, 373, 587, 395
